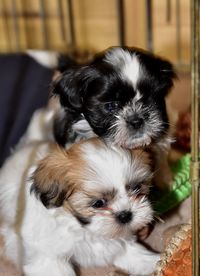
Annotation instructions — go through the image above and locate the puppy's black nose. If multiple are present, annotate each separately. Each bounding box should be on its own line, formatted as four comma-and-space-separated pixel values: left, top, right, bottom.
127, 116, 144, 129
116, 210, 133, 224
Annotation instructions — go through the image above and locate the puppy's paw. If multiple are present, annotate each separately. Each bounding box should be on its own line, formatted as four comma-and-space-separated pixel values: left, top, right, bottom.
114, 242, 160, 276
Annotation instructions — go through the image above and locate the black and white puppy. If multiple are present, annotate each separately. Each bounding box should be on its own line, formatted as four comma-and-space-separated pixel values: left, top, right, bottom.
53, 46, 176, 151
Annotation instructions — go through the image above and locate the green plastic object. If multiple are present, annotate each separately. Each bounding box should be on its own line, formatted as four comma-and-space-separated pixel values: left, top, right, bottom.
152, 154, 191, 215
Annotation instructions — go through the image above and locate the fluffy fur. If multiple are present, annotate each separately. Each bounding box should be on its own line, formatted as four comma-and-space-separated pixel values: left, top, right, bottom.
0, 138, 159, 276
51, 47, 176, 189
52, 46, 176, 150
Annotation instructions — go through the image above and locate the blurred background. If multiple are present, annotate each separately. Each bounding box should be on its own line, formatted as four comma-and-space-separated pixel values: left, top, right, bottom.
0, 0, 190, 67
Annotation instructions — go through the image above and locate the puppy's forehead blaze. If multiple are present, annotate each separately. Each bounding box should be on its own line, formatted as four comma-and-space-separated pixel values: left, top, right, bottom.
105, 48, 140, 88
80, 140, 152, 188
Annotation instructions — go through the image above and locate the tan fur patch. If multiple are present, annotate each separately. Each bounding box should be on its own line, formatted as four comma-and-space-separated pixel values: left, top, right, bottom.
131, 148, 152, 167
33, 143, 87, 200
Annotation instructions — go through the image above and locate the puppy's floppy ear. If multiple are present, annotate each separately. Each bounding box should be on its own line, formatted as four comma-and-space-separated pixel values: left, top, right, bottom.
52, 66, 99, 112
137, 50, 177, 96
154, 57, 177, 95
30, 147, 73, 208
31, 180, 66, 208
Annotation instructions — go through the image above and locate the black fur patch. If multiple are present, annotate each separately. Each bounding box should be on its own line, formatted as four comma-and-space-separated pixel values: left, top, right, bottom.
53, 109, 82, 147
52, 46, 176, 147
30, 182, 66, 208
74, 215, 91, 226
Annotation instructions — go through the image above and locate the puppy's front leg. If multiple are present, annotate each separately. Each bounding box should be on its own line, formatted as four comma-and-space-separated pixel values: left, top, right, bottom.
72, 235, 125, 268
73, 236, 159, 275
113, 240, 160, 275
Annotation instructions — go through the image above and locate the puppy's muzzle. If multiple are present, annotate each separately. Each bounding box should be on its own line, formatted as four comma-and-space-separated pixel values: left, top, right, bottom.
116, 210, 133, 224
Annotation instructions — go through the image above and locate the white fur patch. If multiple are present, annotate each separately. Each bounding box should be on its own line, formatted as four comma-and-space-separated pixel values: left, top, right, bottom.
80, 142, 150, 191
105, 48, 140, 89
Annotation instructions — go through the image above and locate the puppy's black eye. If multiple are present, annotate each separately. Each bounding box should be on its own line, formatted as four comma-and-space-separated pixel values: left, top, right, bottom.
92, 199, 106, 208
104, 101, 120, 112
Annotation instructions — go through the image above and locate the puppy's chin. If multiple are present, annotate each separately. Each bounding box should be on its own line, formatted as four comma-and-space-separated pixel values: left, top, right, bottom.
125, 137, 152, 149
116, 137, 152, 149
85, 215, 153, 240
85, 219, 133, 239
105, 131, 152, 149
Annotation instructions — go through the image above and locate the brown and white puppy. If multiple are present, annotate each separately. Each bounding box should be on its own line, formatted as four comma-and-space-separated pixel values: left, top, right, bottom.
0, 138, 159, 276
